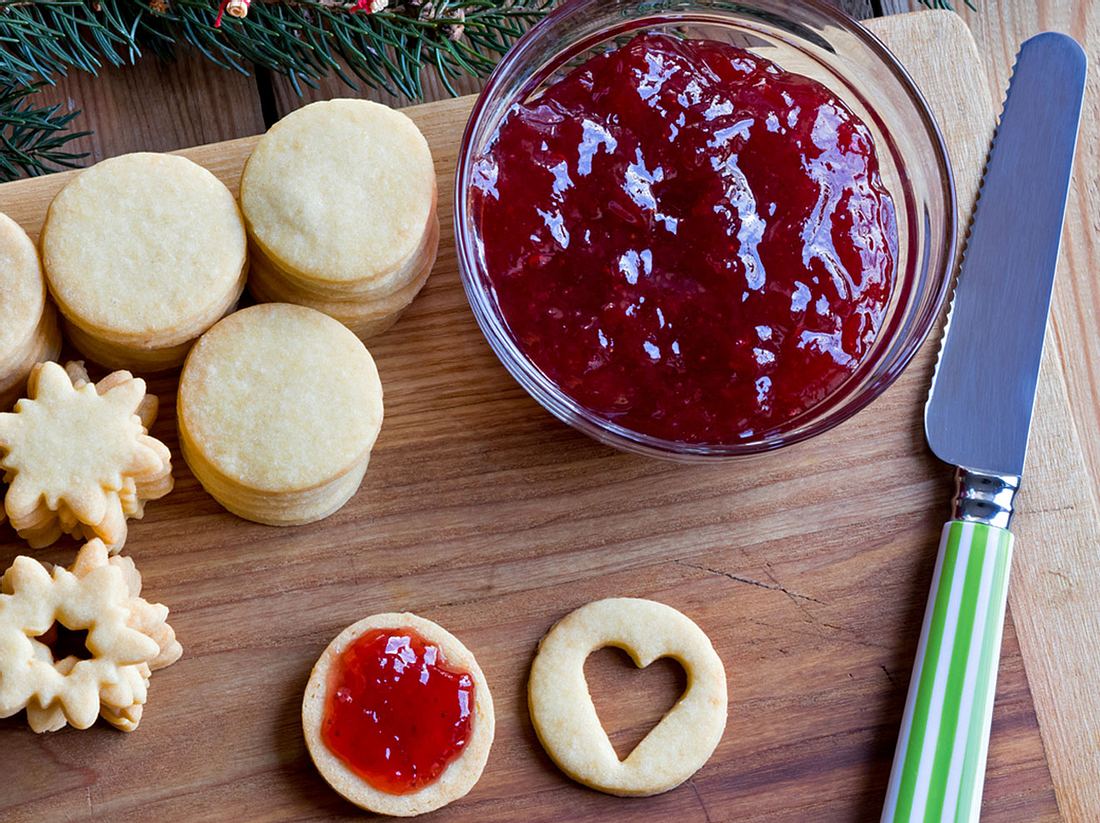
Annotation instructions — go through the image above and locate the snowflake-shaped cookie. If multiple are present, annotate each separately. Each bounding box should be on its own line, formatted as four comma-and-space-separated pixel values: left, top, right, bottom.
0, 539, 182, 732
0, 361, 172, 551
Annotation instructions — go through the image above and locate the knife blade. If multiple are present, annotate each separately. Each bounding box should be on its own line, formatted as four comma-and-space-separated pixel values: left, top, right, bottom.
925, 32, 1088, 479
882, 32, 1086, 823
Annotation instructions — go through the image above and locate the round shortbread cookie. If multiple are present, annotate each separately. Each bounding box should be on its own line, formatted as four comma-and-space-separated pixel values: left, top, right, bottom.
529, 597, 727, 797
179, 427, 370, 526
60, 271, 243, 372
303, 613, 495, 817
0, 309, 61, 412
248, 213, 438, 307
240, 99, 437, 288
248, 252, 433, 340
41, 152, 246, 346
188, 459, 368, 526
246, 206, 439, 301
178, 304, 383, 500
0, 213, 48, 375
63, 318, 205, 373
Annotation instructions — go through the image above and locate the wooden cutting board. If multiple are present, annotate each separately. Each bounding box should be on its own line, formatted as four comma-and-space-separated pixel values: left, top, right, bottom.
0, 10, 1084, 822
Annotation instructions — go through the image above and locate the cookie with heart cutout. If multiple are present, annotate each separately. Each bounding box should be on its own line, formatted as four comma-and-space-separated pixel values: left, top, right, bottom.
528, 597, 728, 796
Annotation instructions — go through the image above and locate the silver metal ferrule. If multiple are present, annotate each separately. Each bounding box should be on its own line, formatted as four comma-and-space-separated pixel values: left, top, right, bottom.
951, 467, 1021, 530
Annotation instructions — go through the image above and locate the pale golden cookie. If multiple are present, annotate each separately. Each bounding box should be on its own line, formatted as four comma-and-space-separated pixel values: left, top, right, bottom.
41, 152, 246, 369
0, 539, 182, 732
0, 308, 61, 412
529, 597, 727, 797
247, 214, 437, 304
177, 303, 383, 524
247, 248, 434, 340
0, 212, 62, 408
302, 613, 495, 817
178, 426, 370, 526
0, 212, 48, 371
59, 276, 242, 372
240, 99, 437, 289
0, 361, 173, 550
246, 204, 440, 302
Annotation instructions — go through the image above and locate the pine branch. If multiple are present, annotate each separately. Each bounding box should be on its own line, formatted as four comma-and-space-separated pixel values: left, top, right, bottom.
0, 0, 548, 176
0, 83, 89, 180
0, 0, 549, 95
919, 0, 978, 11
167, 0, 550, 96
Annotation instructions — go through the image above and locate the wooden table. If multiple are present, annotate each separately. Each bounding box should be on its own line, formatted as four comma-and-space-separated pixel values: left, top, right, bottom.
877, 4, 1100, 821
17, 1, 1100, 820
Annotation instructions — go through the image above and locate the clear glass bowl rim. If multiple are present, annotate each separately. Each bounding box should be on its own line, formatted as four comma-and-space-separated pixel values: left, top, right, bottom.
454, 0, 957, 461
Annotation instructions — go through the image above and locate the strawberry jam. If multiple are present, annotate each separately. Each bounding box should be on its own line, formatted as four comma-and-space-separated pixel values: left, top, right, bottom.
470, 33, 897, 443
321, 628, 474, 794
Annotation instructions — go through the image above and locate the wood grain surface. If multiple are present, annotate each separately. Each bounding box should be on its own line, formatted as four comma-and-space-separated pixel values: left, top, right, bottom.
30, 49, 265, 163
0, 10, 1085, 823
885, 0, 1100, 494
949, 6, 1100, 819
884, 4, 1100, 820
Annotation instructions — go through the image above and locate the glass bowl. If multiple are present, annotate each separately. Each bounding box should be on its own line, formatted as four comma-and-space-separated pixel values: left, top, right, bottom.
454, 0, 956, 461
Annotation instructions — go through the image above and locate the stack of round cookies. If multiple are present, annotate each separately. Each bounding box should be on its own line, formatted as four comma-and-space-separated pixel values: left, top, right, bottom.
40, 152, 247, 372
177, 304, 384, 526
240, 99, 438, 339
0, 212, 61, 410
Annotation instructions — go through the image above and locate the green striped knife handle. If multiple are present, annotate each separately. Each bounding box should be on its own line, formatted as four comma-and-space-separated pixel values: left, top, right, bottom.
882, 521, 1014, 823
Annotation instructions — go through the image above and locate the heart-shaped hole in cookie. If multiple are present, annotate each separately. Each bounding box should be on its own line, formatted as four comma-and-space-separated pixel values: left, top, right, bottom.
584, 646, 687, 761
37, 621, 93, 662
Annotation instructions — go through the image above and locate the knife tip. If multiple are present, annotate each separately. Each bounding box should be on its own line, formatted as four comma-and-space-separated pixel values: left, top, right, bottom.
1021, 32, 1087, 73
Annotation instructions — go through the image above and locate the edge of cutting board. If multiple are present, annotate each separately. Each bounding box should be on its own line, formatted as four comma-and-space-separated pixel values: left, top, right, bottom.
0, 8, 1092, 821
865, 11, 1100, 821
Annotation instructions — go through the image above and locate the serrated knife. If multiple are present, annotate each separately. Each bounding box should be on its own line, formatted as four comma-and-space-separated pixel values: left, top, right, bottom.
881, 32, 1086, 823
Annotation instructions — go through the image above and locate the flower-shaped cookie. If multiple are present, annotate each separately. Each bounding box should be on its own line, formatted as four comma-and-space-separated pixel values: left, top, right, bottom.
0, 361, 172, 551
0, 539, 182, 732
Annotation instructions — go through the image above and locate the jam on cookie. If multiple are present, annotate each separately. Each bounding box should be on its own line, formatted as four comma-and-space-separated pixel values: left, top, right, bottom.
321, 628, 475, 794
302, 613, 494, 817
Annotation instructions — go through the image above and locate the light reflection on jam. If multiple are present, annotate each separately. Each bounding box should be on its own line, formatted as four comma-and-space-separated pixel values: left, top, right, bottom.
471, 33, 898, 443
321, 628, 474, 795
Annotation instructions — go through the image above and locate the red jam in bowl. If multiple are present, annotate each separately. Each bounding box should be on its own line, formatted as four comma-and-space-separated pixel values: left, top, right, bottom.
470, 33, 898, 444
321, 628, 475, 794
